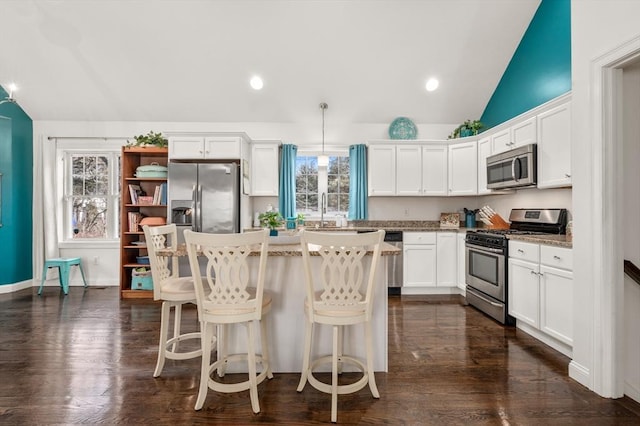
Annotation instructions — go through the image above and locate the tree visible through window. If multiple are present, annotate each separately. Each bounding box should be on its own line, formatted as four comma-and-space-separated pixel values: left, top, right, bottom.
296, 154, 349, 215
66, 153, 120, 239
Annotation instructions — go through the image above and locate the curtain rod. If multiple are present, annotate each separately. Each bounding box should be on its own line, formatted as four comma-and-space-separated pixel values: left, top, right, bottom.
47, 136, 130, 141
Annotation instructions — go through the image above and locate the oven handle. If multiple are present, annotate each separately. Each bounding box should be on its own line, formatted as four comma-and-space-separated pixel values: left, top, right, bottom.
466, 243, 505, 254
468, 288, 504, 308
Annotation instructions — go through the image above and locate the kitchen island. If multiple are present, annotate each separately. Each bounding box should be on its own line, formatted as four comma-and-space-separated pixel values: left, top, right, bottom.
159, 240, 400, 373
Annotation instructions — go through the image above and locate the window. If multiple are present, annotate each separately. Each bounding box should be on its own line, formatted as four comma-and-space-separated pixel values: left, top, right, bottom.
63, 151, 120, 240
296, 154, 349, 216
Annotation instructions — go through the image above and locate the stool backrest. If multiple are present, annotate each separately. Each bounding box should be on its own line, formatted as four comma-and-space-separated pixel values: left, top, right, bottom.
143, 224, 179, 301
183, 229, 269, 322
300, 229, 385, 320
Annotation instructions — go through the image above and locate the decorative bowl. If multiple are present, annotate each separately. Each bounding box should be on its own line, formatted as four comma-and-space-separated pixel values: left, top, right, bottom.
388, 117, 417, 140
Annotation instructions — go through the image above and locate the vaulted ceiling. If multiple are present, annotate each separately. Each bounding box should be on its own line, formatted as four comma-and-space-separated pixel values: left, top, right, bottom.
0, 0, 540, 127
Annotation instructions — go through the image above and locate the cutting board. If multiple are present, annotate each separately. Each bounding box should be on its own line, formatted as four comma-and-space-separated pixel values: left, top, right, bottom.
440, 212, 460, 229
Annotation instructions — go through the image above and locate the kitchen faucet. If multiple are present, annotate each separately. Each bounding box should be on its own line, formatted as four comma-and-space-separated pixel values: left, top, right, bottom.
320, 192, 326, 227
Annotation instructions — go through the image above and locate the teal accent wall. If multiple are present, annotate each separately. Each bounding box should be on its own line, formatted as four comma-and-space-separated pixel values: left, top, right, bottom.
480, 0, 571, 129
0, 86, 33, 285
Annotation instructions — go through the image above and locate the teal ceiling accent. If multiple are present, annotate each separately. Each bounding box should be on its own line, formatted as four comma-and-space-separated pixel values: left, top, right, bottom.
480, 0, 571, 130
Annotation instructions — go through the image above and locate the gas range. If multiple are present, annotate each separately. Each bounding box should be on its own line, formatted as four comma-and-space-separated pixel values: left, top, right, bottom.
464, 208, 568, 325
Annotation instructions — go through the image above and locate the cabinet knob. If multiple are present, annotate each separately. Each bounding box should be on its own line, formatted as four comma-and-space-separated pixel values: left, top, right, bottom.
565, 173, 571, 178
530, 270, 537, 275
518, 249, 524, 253
553, 255, 561, 260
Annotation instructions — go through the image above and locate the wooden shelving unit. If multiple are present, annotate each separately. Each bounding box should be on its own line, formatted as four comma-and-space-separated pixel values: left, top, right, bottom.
119, 146, 168, 299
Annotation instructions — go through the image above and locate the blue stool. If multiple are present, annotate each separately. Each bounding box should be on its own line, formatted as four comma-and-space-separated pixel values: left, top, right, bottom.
38, 257, 88, 295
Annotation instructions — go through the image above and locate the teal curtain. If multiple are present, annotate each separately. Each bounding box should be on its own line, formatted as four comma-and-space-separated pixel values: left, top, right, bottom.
348, 144, 367, 220
279, 144, 297, 219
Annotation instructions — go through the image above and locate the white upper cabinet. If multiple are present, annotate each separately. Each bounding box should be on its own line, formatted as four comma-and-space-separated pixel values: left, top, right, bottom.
512, 116, 537, 148
250, 142, 280, 196
368, 144, 396, 196
477, 136, 492, 195
421, 145, 448, 196
491, 128, 512, 154
396, 145, 422, 195
448, 141, 477, 196
537, 102, 572, 188
169, 135, 242, 160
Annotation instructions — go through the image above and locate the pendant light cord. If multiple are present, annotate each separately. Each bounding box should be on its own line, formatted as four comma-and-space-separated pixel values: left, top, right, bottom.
320, 102, 328, 155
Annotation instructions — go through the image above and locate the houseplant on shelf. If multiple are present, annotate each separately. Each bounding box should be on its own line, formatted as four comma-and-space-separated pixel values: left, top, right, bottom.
448, 119, 484, 139
259, 211, 283, 236
127, 131, 168, 148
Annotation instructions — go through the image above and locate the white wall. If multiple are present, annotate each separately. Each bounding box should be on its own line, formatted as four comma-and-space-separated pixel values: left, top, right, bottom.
622, 61, 640, 402
571, 0, 640, 396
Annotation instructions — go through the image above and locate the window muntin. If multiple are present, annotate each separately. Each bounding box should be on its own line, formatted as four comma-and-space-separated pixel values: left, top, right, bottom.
296, 154, 349, 216
64, 152, 120, 240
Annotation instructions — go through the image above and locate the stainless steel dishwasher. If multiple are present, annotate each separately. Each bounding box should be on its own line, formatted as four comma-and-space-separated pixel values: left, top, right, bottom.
384, 231, 403, 295
358, 230, 403, 294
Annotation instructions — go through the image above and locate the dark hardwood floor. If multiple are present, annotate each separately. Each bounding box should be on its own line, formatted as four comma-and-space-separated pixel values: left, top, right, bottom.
1, 287, 639, 425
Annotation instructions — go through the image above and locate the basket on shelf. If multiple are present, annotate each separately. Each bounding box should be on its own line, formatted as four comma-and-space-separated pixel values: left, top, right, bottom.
131, 268, 153, 290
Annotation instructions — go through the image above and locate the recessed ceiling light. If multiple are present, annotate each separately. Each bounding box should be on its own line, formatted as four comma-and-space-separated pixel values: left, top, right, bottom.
250, 75, 264, 90
425, 78, 439, 92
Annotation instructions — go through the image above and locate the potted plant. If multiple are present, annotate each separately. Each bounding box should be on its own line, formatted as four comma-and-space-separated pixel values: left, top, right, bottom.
296, 213, 305, 228
448, 119, 484, 139
127, 131, 168, 148
258, 211, 283, 236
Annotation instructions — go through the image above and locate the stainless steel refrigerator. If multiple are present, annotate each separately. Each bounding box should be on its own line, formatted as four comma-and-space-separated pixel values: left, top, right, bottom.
168, 161, 240, 275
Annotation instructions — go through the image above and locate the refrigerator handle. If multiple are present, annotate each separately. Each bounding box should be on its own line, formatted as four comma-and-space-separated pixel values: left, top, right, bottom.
197, 184, 203, 232
191, 184, 197, 232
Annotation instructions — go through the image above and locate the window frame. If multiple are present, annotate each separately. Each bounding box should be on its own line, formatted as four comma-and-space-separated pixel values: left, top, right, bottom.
57, 142, 121, 244
296, 148, 349, 219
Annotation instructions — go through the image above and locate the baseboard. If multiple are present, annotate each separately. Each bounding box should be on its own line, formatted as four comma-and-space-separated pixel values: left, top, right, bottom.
401, 286, 463, 296
569, 360, 591, 389
625, 380, 640, 404
0, 280, 33, 294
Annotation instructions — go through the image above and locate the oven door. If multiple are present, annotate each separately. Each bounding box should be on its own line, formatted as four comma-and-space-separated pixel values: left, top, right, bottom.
465, 243, 505, 301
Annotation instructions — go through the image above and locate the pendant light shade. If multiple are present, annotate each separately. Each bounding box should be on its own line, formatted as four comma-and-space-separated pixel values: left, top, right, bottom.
318, 102, 329, 167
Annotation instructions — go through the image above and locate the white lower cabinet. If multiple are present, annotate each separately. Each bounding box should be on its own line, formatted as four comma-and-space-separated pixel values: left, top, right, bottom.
457, 232, 466, 290
436, 232, 457, 286
508, 240, 573, 353
403, 234, 436, 287
403, 232, 460, 289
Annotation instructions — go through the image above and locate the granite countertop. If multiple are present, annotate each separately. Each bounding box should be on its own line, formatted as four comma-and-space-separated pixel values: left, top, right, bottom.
158, 241, 401, 257
507, 234, 573, 249
246, 220, 573, 248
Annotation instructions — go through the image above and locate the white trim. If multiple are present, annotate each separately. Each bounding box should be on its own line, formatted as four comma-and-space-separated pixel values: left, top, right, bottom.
569, 360, 591, 389
588, 34, 640, 398
0, 280, 33, 294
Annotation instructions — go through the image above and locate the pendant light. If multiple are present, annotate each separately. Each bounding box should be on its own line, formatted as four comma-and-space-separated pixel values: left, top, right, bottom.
318, 102, 329, 167
0, 83, 17, 106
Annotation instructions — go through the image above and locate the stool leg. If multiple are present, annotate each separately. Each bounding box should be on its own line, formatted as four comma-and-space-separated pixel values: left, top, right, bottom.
154, 301, 171, 377
331, 325, 339, 423
77, 262, 88, 288
195, 322, 215, 411
365, 319, 380, 398
38, 265, 49, 295
60, 264, 70, 295
246, 320, 260, 413
260, 315, 273, 379
297, 318, 313, 392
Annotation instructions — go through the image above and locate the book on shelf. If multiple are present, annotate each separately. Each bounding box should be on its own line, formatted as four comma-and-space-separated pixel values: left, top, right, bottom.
160, 182, 167, 205
128, 184, 143, 204
152, 185, 161, 205
128, 212, 142, 232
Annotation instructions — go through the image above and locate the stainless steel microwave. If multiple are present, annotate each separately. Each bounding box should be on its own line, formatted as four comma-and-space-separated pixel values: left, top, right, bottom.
486, 143, 537, 190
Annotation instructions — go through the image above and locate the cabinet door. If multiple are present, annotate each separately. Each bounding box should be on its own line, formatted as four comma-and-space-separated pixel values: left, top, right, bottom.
457, 232, 466, 290
422, 145, 448, 196
508, 258, 540, 328
396, 145, 422, 195
537, 102, 571, 188
540, 265, 573, 345
491, 128, 512, 154
403, 244, 436, 287
477, 136, 492, 195
448, 141, 477, 196
251, 143, 279, 196
168, 136, 204, 159
204, 136, 241, 159
368, 145, 396, 196
436, 232, 457, 286
512, 116, 537, 147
